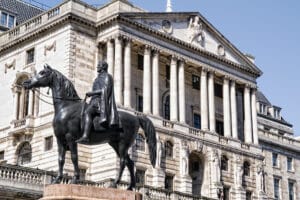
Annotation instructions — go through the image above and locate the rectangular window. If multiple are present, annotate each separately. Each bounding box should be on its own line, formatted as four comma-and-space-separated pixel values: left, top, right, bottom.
214, 83, 223, 98
1, 12, 7, 26
165, 175, 173, 191
165, 65, 170, 88
193, 113, 201, 129
223, 187, 230, 200
137, 54, 144, 70
26, 48, 35, 64
272, 153, 278, 167
246, 191, 252, 200
137, 95, 143, 112
8, 15, 14, 28
274, 178, 280, 200
0, 151, 4, 160
288, 181, 294, 200
44, 136, 53, 151
136, 169, 145, 185
192, 75, 200, 90
216, 120, 224, 136
287, 157, 293, 171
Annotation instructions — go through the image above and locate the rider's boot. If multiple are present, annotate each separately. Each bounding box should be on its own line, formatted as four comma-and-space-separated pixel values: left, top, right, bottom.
76, 133, 89, 143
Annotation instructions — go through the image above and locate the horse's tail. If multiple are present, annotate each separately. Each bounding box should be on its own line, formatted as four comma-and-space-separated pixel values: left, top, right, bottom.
138, 116, 156, 167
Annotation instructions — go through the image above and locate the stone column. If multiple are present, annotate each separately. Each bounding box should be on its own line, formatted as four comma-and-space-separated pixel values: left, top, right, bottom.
251, 88, 259, 145
107, 39, 114, 76
244, 85, 252, 143
223, 77, 231, 137
19, 88, 25, 118
143, 46, 151, 114
13, 92, 20, 119
208, 72, 215, 132
28, 90, 34, 116
200, 69, 208, 130
152, 50, 160, 116
230, 80, 238, 139
170, 56, 178, 121
114, 37, 123, 105
178, 60, 186, 123
124, 39, 132, 108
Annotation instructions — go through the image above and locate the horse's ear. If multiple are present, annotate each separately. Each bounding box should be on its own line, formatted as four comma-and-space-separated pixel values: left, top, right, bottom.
44, 64, 52, 70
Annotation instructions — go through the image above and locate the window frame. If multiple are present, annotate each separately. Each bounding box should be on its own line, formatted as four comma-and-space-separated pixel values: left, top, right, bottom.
44, 136, 53, 151
192, 74, 200, 90
137, 54, 144, 70
17, 142, 32, 165
164, 174, 174, 191
165, 140, 173, 158
193, 112, 201, 129
272, 153, 279, 168
135, 169, 146, 185
287, 157, 293, 172
243, 161, 250, 177
221, 155, 229, 171
135, 133, 145, 152
26, 48, 35, 65
273, 177, 281, 200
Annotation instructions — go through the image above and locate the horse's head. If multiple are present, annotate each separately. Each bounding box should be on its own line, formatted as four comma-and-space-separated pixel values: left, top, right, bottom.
23, 64, 54, 89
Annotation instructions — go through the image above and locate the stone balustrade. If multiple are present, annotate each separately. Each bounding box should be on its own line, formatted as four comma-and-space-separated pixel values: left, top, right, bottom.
259, 129, 300, 149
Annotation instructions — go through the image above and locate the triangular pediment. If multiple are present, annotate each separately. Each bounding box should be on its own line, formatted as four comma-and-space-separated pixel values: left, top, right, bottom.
120, 12, 261, 76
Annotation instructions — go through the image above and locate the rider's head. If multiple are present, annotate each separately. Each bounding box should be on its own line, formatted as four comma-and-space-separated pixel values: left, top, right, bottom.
97, 61, 108, 73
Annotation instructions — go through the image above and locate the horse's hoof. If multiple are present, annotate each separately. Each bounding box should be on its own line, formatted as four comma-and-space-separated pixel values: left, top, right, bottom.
51, 176, 63, 184
71, 176, 80, 184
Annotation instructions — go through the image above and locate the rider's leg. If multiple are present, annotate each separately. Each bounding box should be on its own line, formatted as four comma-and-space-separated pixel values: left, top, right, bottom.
76, 105, 96, 142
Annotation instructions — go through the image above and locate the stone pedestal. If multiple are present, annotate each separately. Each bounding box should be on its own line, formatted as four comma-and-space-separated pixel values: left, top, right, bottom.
152, 168, 165, 188
40, 184, 142, 200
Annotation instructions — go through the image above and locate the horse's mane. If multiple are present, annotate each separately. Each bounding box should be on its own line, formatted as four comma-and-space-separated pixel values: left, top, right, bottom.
51, 69, 80, 100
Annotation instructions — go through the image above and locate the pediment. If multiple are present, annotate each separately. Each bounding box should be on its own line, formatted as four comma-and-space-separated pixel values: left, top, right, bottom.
121, 13, 261, 75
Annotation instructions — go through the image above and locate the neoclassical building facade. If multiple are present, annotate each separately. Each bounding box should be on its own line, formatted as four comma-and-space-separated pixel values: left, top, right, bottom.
0, 0, 299, 200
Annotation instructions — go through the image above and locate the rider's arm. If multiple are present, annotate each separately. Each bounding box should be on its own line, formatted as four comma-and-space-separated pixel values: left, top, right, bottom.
86, 90, 102, 97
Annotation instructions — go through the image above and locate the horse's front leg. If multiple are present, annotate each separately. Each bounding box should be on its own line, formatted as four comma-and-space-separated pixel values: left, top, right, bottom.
52, 139, 66, 184
67, 134, 80, 184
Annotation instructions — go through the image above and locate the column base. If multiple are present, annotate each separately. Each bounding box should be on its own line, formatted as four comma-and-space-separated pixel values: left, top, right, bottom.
152, 168, 165, 188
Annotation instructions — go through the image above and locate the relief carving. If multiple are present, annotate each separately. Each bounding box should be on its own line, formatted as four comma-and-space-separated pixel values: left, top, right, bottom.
5, 59, 16, 73
188, 16, 205, 46
44, 41, 56, 56
161, 20, 173, 34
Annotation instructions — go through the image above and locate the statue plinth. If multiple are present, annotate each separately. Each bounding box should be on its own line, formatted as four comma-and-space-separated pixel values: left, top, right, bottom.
40, 184, 142, 200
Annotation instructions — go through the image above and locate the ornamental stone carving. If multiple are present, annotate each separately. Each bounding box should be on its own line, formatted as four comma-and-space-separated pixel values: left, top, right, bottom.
188, 16, 205, 46
44, 41, 56, 56
5, 59, 16, 73
211, 149, 221, 184
257, 161, 267, 192
161, 20, 173, 34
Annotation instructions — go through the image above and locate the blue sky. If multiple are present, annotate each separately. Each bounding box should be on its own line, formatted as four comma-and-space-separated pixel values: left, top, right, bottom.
36, 0, 300, 135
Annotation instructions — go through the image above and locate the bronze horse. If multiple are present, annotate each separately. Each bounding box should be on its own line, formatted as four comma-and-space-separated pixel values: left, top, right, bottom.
23, 64, 156, 190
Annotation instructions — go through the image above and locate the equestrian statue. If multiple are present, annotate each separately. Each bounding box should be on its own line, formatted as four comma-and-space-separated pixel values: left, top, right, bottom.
22, 61, 156, 190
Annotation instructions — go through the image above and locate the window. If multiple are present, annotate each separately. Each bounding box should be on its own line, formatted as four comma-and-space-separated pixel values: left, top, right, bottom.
287, 157, 293, 171
1, 12, 7, 26
216, 120, 224, 136
165, 175, 173, 191
8, 15, 15, 28
45, 136, 53, 151
135, 134, 145, 151
243, 161, 250, 176
288, 181, 294, 200
214, 83, 223, 98
191, 161, 199, 171
223, 187, 230, 200
136, 169, 145, 185
221, 155, 228, 171
137, 95, 143, 112
14, 75, 31, 120
246, 191, 252, 200
164, 95, 170, 120
259, 104, 266, 114
274, 178, 280, 200
192, 75, 200, 90
165, 141, 173, 158
0, 151, 4, 160
80, 168, 86, 180
137, 54, 143, 70
272, 153, 278, 167
193, 113, 201, 129
17, 142, 32, 165
165, 65, 170, 88
26, 48, 35, 64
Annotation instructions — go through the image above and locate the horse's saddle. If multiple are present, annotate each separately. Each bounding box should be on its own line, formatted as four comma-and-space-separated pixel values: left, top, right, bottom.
92, 116, 122, 132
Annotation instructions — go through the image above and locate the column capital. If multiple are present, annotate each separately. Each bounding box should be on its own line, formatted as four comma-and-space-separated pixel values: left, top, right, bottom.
201, 67, 208, 73
171, 55, 178, 62
223, 75, 230, 80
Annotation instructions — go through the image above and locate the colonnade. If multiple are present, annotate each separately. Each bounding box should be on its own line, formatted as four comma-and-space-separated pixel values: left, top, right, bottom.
101, 36, 258, 144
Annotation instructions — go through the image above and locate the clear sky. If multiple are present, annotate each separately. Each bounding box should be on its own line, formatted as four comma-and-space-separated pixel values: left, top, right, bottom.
35, 0, 300, 135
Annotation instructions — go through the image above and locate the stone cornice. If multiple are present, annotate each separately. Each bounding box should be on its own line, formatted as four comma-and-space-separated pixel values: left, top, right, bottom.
258, 113, 293, 128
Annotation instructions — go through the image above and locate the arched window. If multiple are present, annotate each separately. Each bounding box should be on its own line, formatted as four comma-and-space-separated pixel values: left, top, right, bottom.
221, 155, 229, 171
165, 141, 173, 158
17, 142, 32, 165
135, 133, 145, 151
164, 95, 170, 120
243, 161, 250, 176
12, 74, 34, 120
